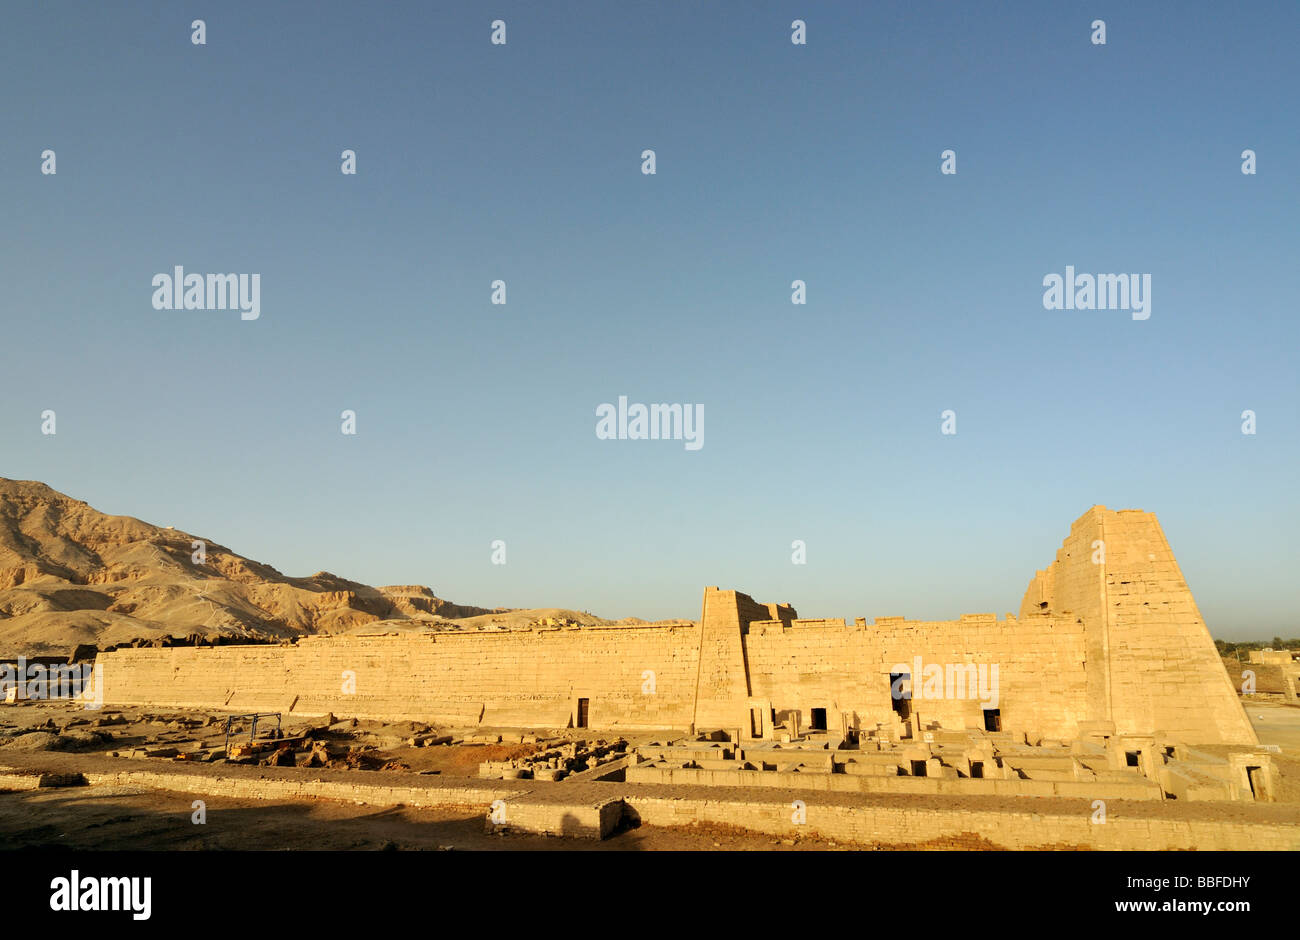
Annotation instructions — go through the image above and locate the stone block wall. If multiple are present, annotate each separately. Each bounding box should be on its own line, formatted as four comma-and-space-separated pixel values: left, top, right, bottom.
742, 612, 1088, 741
95, 622, 704, 729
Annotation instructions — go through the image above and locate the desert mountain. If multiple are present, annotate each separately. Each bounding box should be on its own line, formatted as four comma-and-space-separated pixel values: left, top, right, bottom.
0, 478, 507, 656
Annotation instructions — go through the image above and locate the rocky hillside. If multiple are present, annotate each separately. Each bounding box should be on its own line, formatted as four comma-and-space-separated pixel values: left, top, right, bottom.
0, 479, 504, 656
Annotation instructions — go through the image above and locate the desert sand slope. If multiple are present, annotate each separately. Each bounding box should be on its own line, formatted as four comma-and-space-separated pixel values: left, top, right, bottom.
343, 609, 687, 635
0, 479, 503, 656
444, 608, 612, 630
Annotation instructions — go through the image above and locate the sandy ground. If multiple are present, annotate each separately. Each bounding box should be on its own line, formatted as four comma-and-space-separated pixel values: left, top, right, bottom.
1245, 702, 1300, 802
0, 785, 864, 852
1247, 701, 1300, 752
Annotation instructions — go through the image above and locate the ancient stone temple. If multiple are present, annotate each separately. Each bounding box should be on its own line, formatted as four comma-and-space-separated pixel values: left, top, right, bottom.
87, 507, 1254, 747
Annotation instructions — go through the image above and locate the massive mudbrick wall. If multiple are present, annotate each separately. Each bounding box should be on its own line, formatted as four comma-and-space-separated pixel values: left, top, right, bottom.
89, 507, 1256, 746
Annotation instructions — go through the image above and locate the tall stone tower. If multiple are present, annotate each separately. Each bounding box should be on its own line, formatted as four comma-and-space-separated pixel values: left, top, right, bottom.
691, 587, 785, 732
1021, 507, 1255, 744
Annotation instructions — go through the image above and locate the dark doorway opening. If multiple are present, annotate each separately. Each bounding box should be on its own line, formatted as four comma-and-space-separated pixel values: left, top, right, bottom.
910, 760, 927, 777
1125, 751, 1140, 767
890, 673, 911, 720
1247, 766, 1265, 800
576, 698, 589, 729
810, 708, 827, 731
982, 708, 1001, 732
969, 761, 984, 779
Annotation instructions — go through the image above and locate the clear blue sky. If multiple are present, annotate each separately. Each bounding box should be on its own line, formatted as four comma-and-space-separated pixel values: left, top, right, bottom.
2, 1, 1296, 637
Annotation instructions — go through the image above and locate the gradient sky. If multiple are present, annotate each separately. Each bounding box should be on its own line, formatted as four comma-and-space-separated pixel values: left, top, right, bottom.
2, 1, 1296, 637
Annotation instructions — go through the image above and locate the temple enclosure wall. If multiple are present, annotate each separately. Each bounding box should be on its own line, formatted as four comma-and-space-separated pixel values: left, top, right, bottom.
741, 613, 1089, 741
95, 622, 703, 729
89, 507, 1258, 746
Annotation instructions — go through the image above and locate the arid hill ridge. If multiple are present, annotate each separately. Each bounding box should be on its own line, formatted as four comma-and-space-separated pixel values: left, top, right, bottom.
0, 478, 518, 656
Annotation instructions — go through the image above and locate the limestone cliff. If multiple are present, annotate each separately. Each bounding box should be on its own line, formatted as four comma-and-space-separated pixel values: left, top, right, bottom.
0, 478, 502, 656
